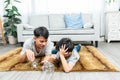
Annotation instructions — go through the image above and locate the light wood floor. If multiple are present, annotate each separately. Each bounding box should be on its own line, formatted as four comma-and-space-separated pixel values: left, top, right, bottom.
0, 41, 120, 80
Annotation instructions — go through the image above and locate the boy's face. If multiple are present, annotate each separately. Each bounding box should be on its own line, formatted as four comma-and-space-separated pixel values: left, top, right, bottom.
34, 36, 48, 49
64, 52, 72, 58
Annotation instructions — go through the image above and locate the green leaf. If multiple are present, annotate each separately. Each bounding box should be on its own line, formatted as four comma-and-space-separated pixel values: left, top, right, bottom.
5, 3, 9, 8
113, 0, 116, 2
3, 22, 10, 27
12, 6, 21, 16
4, 0, 10, 4
4, 10, 12, 17
7, 0, 10, 3
4, 32, 7, 37
12, 6, 18, 11
7, 28, 11, 33
3, 20, 12, 27
5, 28, 11, 36
8, 10, 14, 16
13, 18, 22, 24
3, 14, 8, 17
3, 22, 8, 27
14, 0, 21, 3
4, 0, 10, 8
4, 0, 8, 3
16, 11, 21, 16
11, 25, 17, 32
5, 9, 11, 11
12, 31, 17, 38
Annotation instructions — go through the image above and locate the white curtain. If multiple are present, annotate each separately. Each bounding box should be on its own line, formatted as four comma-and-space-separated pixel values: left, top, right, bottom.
31, 0, 100, 14
17, 0, 32, 23
47, 0, 92, 14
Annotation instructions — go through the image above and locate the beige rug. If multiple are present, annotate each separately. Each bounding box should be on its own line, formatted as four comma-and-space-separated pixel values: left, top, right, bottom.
0, 46, 119, 72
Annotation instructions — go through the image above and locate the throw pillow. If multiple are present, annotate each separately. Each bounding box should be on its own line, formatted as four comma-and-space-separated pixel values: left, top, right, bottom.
23, 24, 34, 29
83, 22, 94, 28
64, 13, 83, 29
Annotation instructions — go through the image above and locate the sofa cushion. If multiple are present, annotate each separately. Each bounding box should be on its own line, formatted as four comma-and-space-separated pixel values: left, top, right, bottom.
64, 13, 83, 29
29, 15, 49, 29
49, 14, 66, 29
22, 24, 34, 29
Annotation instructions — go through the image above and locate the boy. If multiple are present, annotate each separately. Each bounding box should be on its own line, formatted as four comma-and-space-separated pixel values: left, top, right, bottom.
19, 26, 54, 63
54, 38, 80, 72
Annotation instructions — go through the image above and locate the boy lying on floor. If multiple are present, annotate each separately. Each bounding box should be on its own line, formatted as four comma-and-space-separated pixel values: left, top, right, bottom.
46, 38, 81, 72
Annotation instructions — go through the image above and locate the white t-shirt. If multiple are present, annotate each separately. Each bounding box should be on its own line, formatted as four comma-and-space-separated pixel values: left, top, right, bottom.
56, 48, 80, 66
20, 38, 54, 57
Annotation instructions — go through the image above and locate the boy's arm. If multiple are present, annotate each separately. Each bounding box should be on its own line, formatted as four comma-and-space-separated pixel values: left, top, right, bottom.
18, 53, 26, 62
59, 54, 73, 72
19, 39, 35, 62
59, 45, 73, 72
59, 45, 80, 72
19, 49, 35, 62
61, 49, 80, 72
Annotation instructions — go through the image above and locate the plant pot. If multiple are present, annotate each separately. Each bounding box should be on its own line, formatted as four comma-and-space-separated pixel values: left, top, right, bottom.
8, 36, 17, 44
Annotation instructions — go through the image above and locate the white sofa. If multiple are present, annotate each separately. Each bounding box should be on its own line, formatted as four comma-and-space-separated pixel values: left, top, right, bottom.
17, 13, 100, 47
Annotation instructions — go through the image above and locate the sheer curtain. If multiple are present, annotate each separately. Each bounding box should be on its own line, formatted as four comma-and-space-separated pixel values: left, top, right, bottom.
0, 0, 104, 18
17, 0, 32, 23
32, 0, 97, 14
47, 0, 92, 14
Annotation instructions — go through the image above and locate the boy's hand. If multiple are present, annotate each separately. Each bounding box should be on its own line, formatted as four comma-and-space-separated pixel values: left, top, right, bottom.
59, 45, 68, 55
40, 54, 57, 64
26, 49, 35, 62
50, 54, 56, 59
40, 56, 51, 64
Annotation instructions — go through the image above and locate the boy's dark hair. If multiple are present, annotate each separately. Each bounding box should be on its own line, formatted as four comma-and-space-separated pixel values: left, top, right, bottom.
56, 38, 74, 52
34, 26, 49, 39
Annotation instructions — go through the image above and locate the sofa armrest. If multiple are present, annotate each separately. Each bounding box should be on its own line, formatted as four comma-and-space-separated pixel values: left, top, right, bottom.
17, 24, 24, 42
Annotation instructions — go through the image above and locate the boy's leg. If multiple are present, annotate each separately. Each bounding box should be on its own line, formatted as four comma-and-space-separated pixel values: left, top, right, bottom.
75, 44, 81, 52
52, 49, 58, 54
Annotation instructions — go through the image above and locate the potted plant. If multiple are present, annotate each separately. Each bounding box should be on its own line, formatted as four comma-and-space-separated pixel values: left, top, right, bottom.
3, 0, 22, 44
